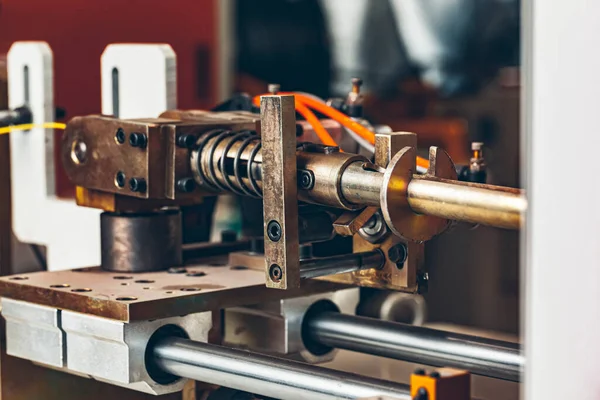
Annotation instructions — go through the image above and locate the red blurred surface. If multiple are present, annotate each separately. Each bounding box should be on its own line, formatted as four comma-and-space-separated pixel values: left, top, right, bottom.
0, 0, 219, 196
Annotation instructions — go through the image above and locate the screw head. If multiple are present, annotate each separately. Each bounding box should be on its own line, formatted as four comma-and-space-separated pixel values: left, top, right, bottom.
266, 220, 282, 242
114, 171, 126, 188
429, 371, 441, 378
177, 134, 196, 149
269, 264, 283, 282
177, 177, 196, 193
129, 177, 147, 193
129, 132, 147, 148
299, 170, 314, 190
70, 139, 87, 165
388, 243, 408, 268
115, 128, 126, 144
413, 368, 426, 376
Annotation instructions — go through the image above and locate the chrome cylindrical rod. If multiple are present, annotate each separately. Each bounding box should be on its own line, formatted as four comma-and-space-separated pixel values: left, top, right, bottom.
406, 178, 526, 230
299, 250, 385, 279
305, 312, 523, 382
153, 337, 411, 400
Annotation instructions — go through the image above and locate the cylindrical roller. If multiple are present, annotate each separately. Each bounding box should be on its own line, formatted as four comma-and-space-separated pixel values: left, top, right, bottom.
407, 178, 526, 230
101, 209, 182, 272
305, 311, 523, 382
152, 337, 411, 400
299, 250, 385, 279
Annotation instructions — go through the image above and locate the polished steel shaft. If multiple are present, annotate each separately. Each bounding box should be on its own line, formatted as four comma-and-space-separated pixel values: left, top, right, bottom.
300, 250, 385, 279
306, 312, 523, 382
153, 337, 411, 400
406, 178, 526, 230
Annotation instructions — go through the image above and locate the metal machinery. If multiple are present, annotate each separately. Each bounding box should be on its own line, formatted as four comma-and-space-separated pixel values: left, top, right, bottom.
0, 42, 527, 400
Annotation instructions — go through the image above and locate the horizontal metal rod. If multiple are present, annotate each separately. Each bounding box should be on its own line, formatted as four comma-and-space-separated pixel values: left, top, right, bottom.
407, 178, 526, 230
300, 250, 385, 279
153, 337, 411, 400
306, 312, 523, 382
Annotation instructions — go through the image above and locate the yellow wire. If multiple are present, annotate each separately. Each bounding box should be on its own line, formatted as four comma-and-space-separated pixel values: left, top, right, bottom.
0, 122, 67, 135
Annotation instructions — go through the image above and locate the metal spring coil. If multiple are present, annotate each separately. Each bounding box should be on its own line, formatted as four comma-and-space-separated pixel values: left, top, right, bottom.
193, 129, 263, 198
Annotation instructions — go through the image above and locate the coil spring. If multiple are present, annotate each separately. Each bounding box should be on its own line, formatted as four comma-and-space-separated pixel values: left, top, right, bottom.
193, 129, 263, 198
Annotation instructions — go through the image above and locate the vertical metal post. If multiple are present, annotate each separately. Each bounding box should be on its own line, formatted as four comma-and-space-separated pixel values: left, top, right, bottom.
523, 1, 600, 399
261, 95, 300, 289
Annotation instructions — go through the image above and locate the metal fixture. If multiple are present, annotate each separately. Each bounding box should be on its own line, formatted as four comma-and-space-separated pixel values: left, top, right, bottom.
304, 311, 523, 382
152, 337, 412, 400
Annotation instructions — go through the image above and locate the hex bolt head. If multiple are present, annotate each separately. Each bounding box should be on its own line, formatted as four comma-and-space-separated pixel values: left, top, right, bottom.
177, 134, 196, 149
129, 132, 147, 148
429, 371, 441, 378
388, 243, 408, 268
177, 177, 196, 193
129, 177, 147, 193
115, 128, 126, 144
266, 220, 282, 242
413, 369, 426, 376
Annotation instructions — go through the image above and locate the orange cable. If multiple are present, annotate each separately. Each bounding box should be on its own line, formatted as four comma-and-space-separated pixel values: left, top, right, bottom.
255, 93, 430, 169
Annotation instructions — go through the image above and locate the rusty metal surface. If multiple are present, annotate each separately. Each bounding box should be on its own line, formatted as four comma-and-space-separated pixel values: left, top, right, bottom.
260, 95, 300, 289
100, 210, 182, 272
0, 264, 343, 322
333, 207, 378, 237
62, 115, 255, 210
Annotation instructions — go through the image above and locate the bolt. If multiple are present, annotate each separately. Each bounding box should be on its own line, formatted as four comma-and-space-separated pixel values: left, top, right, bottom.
266, 220, 282, 242
177, 134, 196, 149
429, 371, 441, 379
413, 369, 426, 376
388, 243, 408, 268
115, 128, 126, 144
351, 77, 363, 94
177, 177, 196, 193
129, 132, 147, 148
129, 177, 147, 193
71, 139, 87, 164
414, 387, 429, 400
114, 171, 126, 188
268, 83, 281, 94
269, 264, 283, 282
299, 170, 314, 190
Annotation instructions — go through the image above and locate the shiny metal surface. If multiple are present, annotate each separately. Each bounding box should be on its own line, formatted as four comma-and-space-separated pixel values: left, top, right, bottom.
407, 178, 525, 230
100, 209, 182, 272
153, 337, 411, 400
299, 250, 385, 279
306, 312, 523, 382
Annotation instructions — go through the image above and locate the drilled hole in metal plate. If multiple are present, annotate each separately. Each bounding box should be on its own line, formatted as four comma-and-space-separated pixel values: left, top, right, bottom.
9, 276, 28, 280
113, 276, 133, 280
121, 282, 129, 286
135, 280, 155, 284
186, 271, 206, 277
116, 296, 137, 301
230, 265, 248, 270
143, 287, 151, 290
50, 284, 70, 288
165, 291, 173, 294
71, 288, 92, 293
180, 287, 201, 292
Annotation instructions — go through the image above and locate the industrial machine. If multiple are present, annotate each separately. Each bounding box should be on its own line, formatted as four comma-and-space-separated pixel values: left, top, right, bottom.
0, 42, 526, 400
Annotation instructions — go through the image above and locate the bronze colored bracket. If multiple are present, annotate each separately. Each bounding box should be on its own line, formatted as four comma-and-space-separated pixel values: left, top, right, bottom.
260, 95, 300, 289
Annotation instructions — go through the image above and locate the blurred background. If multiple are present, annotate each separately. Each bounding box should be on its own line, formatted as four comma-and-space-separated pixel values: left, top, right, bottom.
0, 0, 521, 335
